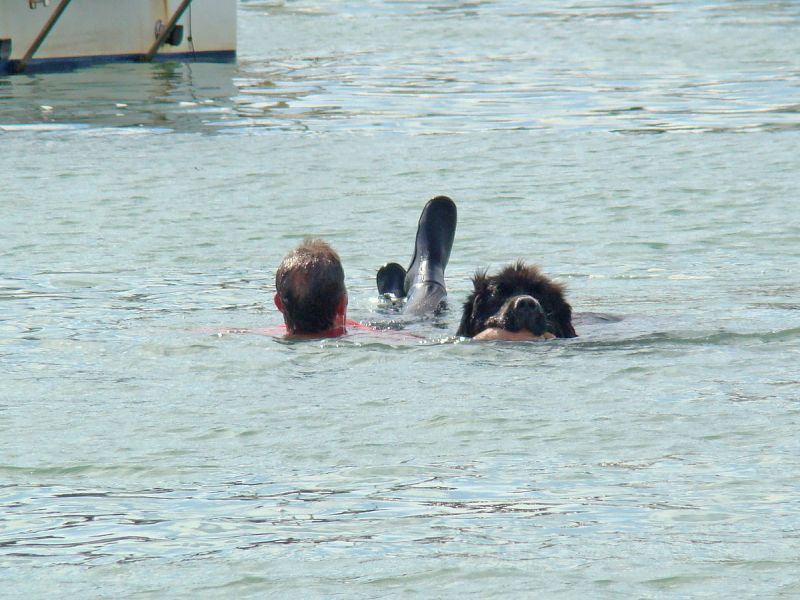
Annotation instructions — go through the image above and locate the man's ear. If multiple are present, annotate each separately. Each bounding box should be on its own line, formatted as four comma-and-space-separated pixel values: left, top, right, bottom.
274, 292, 283, 313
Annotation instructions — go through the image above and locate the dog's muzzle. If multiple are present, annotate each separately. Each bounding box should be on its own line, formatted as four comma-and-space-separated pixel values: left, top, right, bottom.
486, 294, 548, 335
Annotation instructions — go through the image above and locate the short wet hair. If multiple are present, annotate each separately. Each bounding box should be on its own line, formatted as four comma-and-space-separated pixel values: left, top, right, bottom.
275, 239, 346, 334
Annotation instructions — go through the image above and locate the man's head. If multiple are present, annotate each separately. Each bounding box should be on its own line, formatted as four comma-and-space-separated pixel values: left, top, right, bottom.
274, 239, 347, 336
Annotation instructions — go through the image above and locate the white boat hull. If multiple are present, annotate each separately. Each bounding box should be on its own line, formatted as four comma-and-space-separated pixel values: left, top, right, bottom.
0, 0, 236, 73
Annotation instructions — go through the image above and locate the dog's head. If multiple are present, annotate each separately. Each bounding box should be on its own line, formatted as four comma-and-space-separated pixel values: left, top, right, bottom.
457, 261, 577, 338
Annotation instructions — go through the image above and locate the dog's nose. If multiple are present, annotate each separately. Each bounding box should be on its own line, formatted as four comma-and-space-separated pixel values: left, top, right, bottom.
512, 295, 540, 311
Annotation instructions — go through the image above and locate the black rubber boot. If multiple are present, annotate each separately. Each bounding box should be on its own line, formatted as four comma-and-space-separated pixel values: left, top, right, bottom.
403, 196, 457, 315
376, 262, 407, 297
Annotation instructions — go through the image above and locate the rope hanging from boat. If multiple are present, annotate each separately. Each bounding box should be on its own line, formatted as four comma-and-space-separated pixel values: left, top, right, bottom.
140, 0, 194, 62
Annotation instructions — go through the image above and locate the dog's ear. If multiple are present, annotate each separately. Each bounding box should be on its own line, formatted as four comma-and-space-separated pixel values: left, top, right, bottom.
537, 283, 576, 338
457, 292, 477, 337
456, 270, 488, 337
551, 298, 577, 338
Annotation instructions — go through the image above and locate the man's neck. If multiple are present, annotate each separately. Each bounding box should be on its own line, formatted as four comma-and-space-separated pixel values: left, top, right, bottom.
284, 314, 348, 339
285, 325, 346, 339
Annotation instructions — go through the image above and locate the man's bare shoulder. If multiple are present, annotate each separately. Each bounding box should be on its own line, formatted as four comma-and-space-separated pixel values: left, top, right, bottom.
198, 321, 421, 340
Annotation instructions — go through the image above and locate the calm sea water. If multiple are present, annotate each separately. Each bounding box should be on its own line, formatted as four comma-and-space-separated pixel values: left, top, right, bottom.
2, 1, 800, 598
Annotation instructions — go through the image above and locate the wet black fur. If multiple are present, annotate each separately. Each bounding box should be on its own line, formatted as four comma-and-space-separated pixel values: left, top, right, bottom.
457, 261, 577, 338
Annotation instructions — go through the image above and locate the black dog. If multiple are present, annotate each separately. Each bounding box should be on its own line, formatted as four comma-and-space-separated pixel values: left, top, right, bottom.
457, 261, 577, 339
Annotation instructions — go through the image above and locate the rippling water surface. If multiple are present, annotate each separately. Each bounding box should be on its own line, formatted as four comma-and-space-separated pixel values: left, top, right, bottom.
2, 1, 800, 597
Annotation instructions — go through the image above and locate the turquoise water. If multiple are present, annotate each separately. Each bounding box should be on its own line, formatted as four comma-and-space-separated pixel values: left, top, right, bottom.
2, 1, 800, 597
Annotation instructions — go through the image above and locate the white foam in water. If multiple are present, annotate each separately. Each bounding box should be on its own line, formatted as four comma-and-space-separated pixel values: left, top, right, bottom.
0, 123, 89, 131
